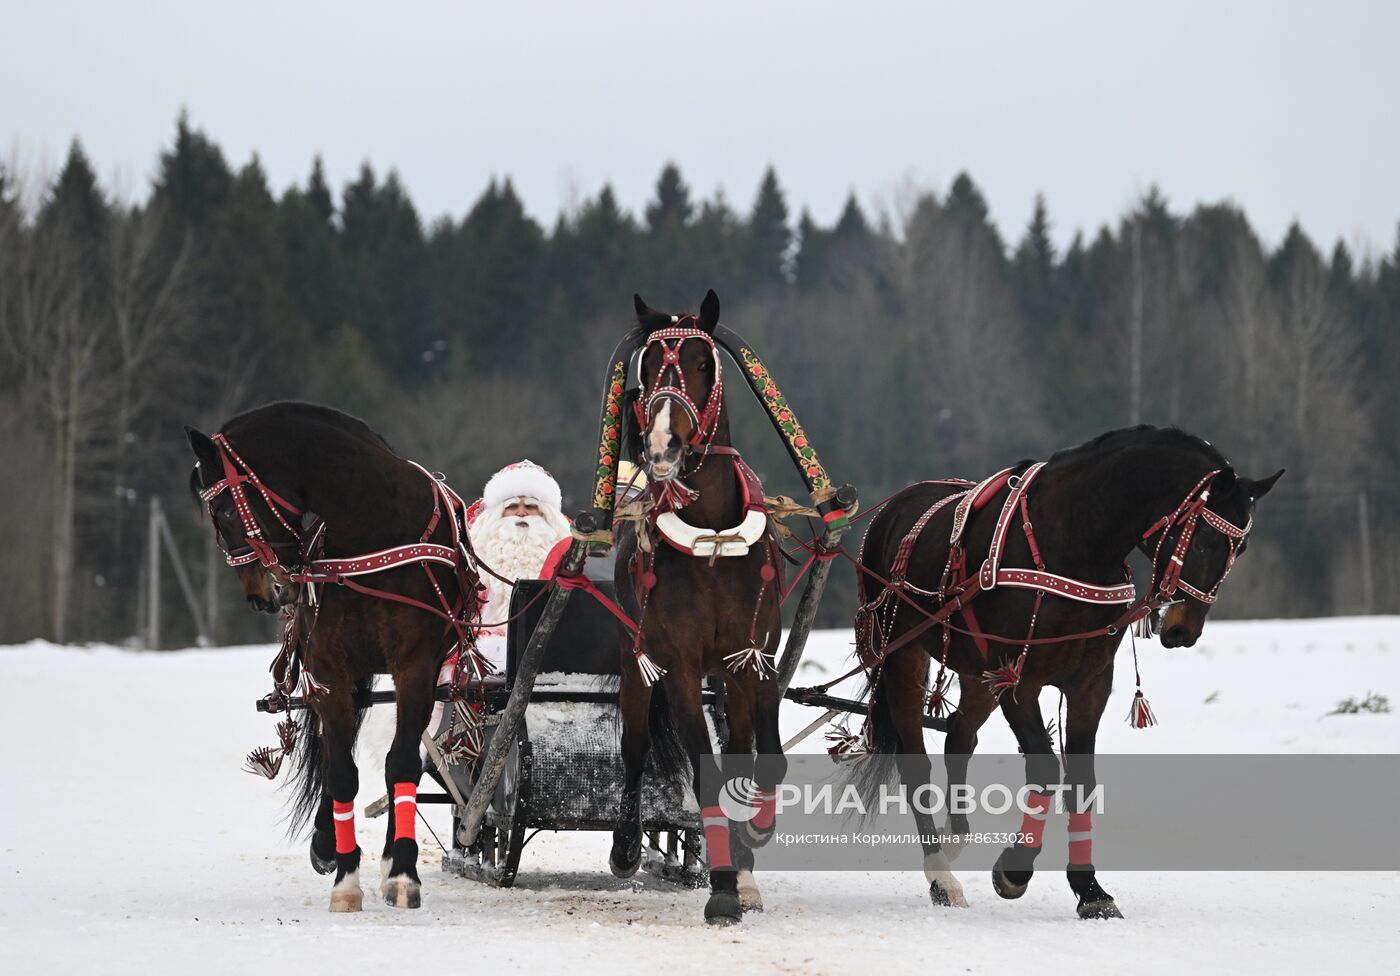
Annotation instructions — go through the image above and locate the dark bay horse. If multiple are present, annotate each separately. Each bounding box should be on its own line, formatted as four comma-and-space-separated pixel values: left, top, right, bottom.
609, 291, 787, 926
855, 426, 1281, 917
187, 402, 480, 912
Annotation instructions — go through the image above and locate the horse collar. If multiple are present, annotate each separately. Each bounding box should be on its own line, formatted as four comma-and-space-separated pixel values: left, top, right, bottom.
650, 455, 768, 559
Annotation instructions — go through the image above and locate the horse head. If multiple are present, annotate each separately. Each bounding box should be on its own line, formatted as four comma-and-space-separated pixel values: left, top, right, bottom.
1156, 467, 1284, 647
186, 425, 303, 614
630, 289, 724, 483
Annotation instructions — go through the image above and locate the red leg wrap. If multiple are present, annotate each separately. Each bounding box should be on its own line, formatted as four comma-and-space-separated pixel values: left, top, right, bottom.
1018, 790, 1052, 848
753, 790, 777, 831
332, 800, 356, 855
393, 782, 417, 842
1068, 810, 1093, 863
701, 805, 733, 870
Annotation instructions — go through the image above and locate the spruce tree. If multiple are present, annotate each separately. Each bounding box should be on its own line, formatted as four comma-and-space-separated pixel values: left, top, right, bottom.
742, 167, 791, 293
1013, 194, 1058, 333
793, 209, 828, 292
152, 112, 233, 233
280, 156, 341, 338
645, 163, 693, 233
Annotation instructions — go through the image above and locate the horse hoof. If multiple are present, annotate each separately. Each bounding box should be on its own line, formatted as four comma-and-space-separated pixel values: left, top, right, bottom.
610, 835, 642, 879
382, 875, 422, 909
1078, 898, 1124, 919
329, 882, 363, 912
736, 869, 763, 912
991, 848, 1033, 900
309, 843, 336, 876
704, 890, 743, 926
929, 879, 969, 908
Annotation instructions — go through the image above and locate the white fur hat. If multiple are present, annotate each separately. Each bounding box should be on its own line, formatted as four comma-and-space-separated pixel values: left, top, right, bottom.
481, 459, 563, 512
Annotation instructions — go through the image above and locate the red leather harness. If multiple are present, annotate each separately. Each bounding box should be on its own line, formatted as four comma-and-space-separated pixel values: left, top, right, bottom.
854, 463, 1251, 673
632, 322, 725, 452
200, 435, 487, 691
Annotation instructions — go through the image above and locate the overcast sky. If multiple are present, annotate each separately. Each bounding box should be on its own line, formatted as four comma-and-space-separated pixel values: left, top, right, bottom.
5, 1, 1397, 256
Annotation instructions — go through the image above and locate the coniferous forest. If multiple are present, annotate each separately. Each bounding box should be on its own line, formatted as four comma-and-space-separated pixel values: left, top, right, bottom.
2, 116, 1396, 646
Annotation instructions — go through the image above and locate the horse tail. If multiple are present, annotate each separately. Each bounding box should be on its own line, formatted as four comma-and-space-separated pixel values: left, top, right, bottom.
843, 664, 903, 821
285, 675, 373, 837
645, 681, 692, 782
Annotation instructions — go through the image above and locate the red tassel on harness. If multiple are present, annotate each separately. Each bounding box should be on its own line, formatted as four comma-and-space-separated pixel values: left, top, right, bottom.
1126, 690, 1157, 729
925, 667, 954, 718
275, 718, 298, 756
982, 652, 1026, 701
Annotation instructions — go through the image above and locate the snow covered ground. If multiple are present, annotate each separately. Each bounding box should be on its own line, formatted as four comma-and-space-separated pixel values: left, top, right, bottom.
2, 617, 1397, 974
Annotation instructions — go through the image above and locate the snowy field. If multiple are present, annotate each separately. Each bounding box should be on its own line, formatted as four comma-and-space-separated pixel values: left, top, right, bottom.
2, 617, 1397, 974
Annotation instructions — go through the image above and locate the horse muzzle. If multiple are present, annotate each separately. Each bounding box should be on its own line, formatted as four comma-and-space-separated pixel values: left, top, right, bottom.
1158, 600, 1206, 647
647, 454, 683, 481
1158, 624, 1197, 648
247, 594, 279, 614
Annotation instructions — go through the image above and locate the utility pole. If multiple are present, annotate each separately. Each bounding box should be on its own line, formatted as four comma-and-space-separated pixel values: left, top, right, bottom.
1358, 490, 1374, 615
147, 496, 161, 649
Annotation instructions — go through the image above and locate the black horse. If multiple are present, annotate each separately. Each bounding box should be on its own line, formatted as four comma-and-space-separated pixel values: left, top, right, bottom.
608, 291, 787, 925
187, 402, 480, 912
855, 426, 1281, 916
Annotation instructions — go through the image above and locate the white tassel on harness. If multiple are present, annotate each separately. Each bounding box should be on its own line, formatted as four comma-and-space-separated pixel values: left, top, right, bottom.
724, 645, 777, 676
635, 650, 667, 686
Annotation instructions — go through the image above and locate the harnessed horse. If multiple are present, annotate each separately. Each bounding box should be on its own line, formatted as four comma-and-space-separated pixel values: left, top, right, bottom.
608, 291, 787, 926
847, 426, 1281, 917
187, 402, 484, 912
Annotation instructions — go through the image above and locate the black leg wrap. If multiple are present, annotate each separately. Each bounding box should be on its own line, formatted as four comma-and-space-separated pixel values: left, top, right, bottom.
388, 836, 421, 884
333, 846, 361, 885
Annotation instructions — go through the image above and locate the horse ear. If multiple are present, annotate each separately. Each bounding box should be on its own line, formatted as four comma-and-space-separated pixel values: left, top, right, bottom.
185, 426, 219, 468
1242, 468, 1285, 500
699, 289, 720, 333
634, 293, 654, 319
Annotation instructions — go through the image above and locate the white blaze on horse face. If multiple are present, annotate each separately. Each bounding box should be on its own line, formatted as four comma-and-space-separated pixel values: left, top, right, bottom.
647, 399, 675, 472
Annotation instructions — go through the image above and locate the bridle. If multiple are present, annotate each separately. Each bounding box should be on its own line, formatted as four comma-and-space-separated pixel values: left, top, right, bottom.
631, 319, 725, 456
1140, 469, 1252, 605
198, 433, 304, 571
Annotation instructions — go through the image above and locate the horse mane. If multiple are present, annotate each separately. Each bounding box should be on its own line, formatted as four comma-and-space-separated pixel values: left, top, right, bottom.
1045, 424, 1246, 510
225, 401, 396, 453
190, 401, 395, 509
1046, 424, 1230, 470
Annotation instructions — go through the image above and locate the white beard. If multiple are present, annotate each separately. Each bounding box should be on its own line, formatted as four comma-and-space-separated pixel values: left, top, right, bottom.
468, 506, 570, 619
